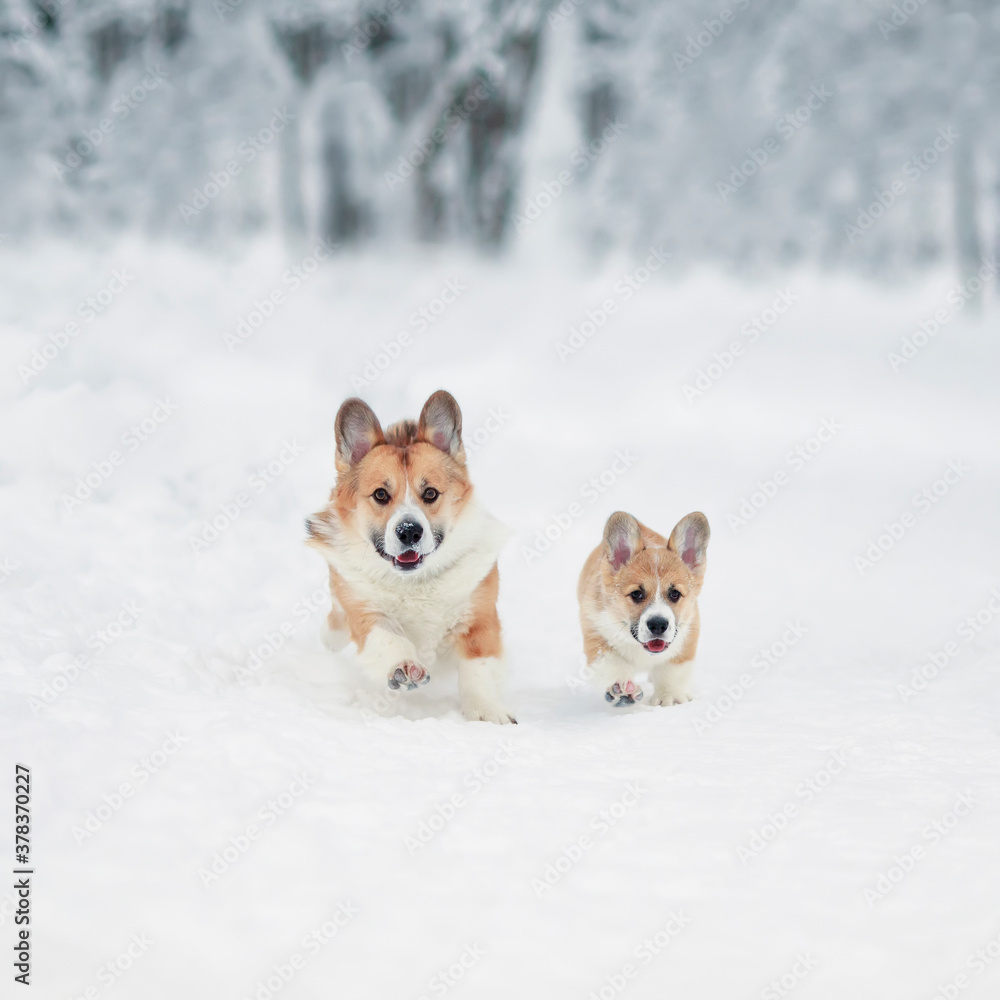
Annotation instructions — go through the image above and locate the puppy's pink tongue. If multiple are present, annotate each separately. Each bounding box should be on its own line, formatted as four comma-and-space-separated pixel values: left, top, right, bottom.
396, 551, 420, 563
645, 639, 667, 652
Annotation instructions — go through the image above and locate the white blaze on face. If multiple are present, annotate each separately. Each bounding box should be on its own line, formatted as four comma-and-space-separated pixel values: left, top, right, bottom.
637, 597, 677, 645
383, 485, 437, 558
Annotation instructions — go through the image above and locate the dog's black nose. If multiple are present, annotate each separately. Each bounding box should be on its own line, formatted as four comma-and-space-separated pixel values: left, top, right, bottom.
646, 616, 669, 636
395, 520, 423, 547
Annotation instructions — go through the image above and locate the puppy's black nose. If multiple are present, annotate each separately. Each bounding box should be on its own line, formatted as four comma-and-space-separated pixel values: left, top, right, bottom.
646, 616, 669, 636
395, 520, 423, 547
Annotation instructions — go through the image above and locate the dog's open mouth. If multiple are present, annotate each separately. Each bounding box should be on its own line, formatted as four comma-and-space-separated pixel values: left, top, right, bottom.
631, 622, 671, 653
392, 550, 422, 571
374, 531, 443, 572
374, 539, 424, 571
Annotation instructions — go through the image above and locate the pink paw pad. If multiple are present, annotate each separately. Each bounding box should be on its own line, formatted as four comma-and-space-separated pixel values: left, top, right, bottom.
605, 680, 643, 707
388, 661, 429, 691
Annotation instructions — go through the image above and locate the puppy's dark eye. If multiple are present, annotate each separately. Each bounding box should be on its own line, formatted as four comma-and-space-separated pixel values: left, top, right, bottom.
668, 588, 682, 603
372, 488, 390, 504
422, 487, 439, 503
629, 589, 645, 603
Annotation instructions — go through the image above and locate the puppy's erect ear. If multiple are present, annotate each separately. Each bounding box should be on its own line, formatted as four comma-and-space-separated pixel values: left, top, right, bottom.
668, 512, 710, 576
603, 511, 642, 572
335, 398, 384, 469
418, 390, 464, 461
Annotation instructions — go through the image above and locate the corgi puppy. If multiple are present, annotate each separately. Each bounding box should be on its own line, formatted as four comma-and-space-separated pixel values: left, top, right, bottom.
578, 511, 710, 707
306, 390, 516, 724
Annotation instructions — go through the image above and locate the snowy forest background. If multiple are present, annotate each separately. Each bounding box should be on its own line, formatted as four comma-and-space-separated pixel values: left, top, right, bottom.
5, 5, 1000, 998
2, 0, 999, 278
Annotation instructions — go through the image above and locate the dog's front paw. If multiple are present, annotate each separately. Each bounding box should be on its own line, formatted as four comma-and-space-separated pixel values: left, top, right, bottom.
649, 689, 692, 707
320, 623, 351, 652
605, 680, 643, 707
387, 661, 430, 691
462, 701, 517, 725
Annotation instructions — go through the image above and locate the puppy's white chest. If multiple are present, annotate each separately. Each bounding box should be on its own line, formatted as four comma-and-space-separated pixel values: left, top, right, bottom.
392, 582, 472, 650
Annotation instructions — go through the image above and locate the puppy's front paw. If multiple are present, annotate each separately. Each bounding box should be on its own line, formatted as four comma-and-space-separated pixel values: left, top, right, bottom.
388, 661, 430, 691
605, 680, 643, 707
649, 689, 692, 706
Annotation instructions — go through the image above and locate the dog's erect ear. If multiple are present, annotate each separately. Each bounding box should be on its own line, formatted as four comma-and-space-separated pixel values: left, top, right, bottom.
667, 512, 710, 576
418, 390, 464, 461
603, 512, 642, 572
335, 398, 385, 469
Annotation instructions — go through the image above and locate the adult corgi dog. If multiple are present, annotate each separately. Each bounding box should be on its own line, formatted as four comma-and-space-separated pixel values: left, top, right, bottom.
578, 511, 710, 708
306, 390, 516, 724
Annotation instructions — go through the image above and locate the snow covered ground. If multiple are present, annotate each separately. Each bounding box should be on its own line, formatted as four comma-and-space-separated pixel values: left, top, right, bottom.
2, 238, 999, 1000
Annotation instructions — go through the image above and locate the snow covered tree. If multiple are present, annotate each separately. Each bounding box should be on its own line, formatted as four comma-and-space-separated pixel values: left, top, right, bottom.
0, 0, 996, 279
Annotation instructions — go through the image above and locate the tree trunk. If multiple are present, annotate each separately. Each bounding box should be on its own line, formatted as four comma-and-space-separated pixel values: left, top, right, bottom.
280, 100, 307, 241
953, 127, 982, 311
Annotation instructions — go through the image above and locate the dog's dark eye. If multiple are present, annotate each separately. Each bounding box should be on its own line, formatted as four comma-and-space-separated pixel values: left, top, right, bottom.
668, 588, 682, 603
422, 487, 439, 503
372, 488, 390, 504
629, 589, 645, 603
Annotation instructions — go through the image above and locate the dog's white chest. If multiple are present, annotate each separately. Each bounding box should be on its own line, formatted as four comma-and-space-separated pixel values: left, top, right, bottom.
327, 499, 509, 656
377, 573, 477, 650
